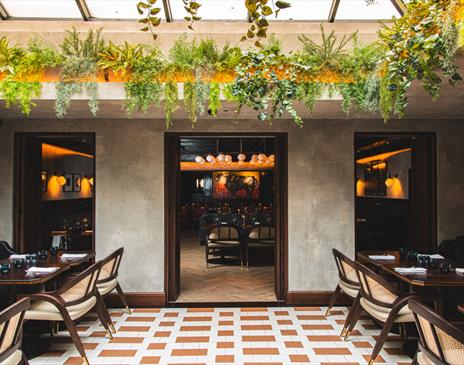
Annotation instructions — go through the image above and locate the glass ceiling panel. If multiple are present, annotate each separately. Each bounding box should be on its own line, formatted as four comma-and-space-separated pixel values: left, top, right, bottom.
2, 0, 82, 18
87, 0, 165, 20
270, 0, 332, 21
170, 0, 247, 20
336, 0, 400, 20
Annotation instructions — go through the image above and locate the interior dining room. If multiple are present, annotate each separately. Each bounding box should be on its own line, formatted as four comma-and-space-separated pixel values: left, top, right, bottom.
175, 136, 278, 303
1, 1, 464, 365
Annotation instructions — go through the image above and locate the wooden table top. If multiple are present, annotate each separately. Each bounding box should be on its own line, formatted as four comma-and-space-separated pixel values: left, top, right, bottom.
358, 251, 464, 287
0, 251, 95, 286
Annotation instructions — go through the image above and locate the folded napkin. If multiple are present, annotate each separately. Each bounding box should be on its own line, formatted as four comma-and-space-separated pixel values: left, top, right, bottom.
61, 253, 87, 259
26, 267, 58, 274
394, 267, 427, 275
418, 254, 445, 260
456, 268, 464, 274
9, 254, 27, 259
369, 255, 396, 260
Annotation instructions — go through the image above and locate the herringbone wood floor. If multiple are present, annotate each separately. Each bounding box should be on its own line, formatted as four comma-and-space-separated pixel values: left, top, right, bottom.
176, 232, 276, 302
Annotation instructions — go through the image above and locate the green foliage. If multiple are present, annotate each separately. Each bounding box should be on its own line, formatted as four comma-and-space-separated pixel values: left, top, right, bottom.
98, 41, 145, 79
164, 81, 179, 127
208, 82, 221, 115
137, 0, 162, 40
183, 81, 207, 125
55, 29, 104, 118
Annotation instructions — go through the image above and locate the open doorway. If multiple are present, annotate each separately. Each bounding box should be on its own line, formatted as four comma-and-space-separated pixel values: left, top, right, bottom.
165, 133, 287, 304
14, 133, 96, 253
354, 132, 437, 253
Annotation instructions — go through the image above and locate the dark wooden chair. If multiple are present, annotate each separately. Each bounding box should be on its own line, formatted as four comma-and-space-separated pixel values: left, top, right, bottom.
25, 261, 111, 365
0, 241, 16, 260
96, 247, 131, 333
326, 249, 361, 336
206, 225, 242, 268
409, 299, 464, 365
345, 262, 420, 365
246, 225, 275, 267
0, 298, 30, 365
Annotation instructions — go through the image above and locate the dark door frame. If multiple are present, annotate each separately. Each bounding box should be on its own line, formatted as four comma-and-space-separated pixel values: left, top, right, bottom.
353, 131, 437, 253
164, 132, 288, 305
13, 132, 97, 253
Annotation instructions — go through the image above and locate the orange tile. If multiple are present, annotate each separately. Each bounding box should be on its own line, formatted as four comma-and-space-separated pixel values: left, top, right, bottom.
180, 326, 211, 331
240, 315, 269, 321
171, 349, 208, 356
241, 307, 268, 312
159, 321, 175, 327
217, 342, 234, 348
243, 348, 280, 355
314, 348, 352, 355
83, 343, 99, 350
176, 336, 210, 343
280, 329, 297, 336
64, 357, 86, 364
277, 320, 293, 325
164, 312, 179, 317
90, 331, 107, 337
219, 312, 234, 317
140, 356, 161, 364
110, 337, 144, 344
289, 354, 310, 363
274, 311, 289, 316
76, 326, 90, 332
134, 308, 161, 313
285, 341, 303, 348
216, 355, 235, 363
43, 350, 66, 357
353, 341, 372, 348
219, 320, 234, 326
99, 350, 137, 357
297, 315, 326, 320
241, 325, 272, 331
363, 355, 385, 363
187, 308, 214, 312
294, 307, 321, 311
183, 316, 212, 322
119, 326, 150, 332
307, 335, 342, 342
385, 348, 405, 355
148, 343, 167, 350
218, 330, 234, 336
302, 324, 333, 330
154, 331, 171, 337
242, 335, 276, 342
126, 316, 156, 322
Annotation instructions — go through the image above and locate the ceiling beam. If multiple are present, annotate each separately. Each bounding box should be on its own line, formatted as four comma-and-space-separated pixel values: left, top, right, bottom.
162, 0, 173, 22
75, 0, 91, 21
328, 0, 340, 22
390, 0, 406, 16
0, 1, 9, 20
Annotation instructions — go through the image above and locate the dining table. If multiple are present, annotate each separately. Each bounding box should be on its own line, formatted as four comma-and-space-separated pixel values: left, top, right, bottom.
0, 251, 95, 359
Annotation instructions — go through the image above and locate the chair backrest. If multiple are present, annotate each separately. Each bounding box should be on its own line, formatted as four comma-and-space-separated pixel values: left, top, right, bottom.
97, 247, 124, 283
0, 298, 29, 363
332, 249, 359, 286
354, 262, 401, 308
409, 300, 464, 365
249, 226, 275, 240
57, 261, 102, 306
209, 225, 239, 241
0, 241, 16, 260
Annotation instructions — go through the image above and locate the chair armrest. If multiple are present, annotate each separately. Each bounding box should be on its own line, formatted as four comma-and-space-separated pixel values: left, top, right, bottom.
28, 293, 65, 307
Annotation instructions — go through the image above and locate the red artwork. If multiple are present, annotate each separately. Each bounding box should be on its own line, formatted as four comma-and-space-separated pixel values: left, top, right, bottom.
213, 171, 260, 199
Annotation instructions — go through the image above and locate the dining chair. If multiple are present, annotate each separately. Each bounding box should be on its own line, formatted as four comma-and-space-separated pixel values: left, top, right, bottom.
25, 261, 112, 365
326, 249, 361, 336
246, 225, 275, 267
345, 262, 420, 365
409, 299, 464, 365
0, 298, 30, 365
206, 225, 242, 268
0, 241, 16, 260
96, 247, 131, 333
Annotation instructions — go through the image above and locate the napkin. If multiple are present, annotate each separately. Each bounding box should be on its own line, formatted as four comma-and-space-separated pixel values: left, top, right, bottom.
418, 254, 445, 260
394, 267, 427, 275
368, 255, 396, 260
456, 268, 464, 274
61, 253, 87, 259
9, 254, 27, 259
26, 267, 58, 274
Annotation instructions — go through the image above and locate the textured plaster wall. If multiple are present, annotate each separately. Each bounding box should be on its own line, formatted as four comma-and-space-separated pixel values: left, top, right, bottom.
0, 118, 463, 293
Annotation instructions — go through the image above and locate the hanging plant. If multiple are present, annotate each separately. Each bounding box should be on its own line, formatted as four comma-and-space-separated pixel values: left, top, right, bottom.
164, 81, 179, 127
137, 0, 162, 40
378, 0, 462, 120
208, 82, 221, 115
183, 81, 208, 125
55, 28, 104, 118
0, 39, 61, 116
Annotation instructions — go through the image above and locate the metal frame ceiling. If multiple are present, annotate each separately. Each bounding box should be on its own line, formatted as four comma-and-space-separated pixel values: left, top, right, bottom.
0, 0, 405, 22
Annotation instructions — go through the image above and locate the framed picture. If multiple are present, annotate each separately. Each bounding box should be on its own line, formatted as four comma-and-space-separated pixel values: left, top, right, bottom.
63, 173, 73, 192
212, 171, 260, 199
41, 171, 48, 193
73, 174, 81, 192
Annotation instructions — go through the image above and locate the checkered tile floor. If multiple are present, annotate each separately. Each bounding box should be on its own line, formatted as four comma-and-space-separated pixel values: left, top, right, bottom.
29, 306, 413, 365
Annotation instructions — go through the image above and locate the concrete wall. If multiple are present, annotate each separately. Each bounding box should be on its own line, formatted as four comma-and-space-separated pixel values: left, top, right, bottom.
1, 118, 464, 293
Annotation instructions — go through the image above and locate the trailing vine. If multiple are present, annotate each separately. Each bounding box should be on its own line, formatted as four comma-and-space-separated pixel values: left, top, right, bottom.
164, 81, 179, 127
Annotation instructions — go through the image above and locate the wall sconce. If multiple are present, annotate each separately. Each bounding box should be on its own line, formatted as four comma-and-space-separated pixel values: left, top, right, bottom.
56, 173, 66, 186
195, 178, 204, 189
385, 174, 398, 187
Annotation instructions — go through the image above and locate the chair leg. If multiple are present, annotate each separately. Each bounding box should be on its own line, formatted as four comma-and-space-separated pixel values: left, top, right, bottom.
115, 283, 131, 314
344, 298, 362, 341
22, 351, 29, 365
61, 314, 88, 365
368, 316, 397, 365
340, 294, 360, 337
95, 294, 113, 338
325, 284, 341, 316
